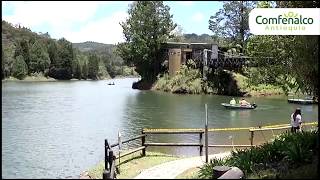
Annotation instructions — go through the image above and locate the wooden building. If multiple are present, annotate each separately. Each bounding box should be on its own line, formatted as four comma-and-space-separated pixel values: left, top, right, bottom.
160, 42, 218, 76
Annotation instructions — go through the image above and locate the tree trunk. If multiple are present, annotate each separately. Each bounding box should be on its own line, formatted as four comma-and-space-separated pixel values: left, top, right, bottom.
240, 1, 244, 54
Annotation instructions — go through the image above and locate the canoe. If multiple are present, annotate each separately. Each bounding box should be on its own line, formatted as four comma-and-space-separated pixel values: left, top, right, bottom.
221, 103, 257, 109
287, 98, 316, 105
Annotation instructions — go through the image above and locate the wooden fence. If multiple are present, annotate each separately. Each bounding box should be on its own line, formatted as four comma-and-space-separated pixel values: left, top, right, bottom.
103, 121, 317, 179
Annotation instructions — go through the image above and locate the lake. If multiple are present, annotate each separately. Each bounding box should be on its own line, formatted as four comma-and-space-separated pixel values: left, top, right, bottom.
2, 78, 318, 178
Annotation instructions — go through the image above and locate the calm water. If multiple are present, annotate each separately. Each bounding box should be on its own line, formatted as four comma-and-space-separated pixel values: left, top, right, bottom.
2, 78, 318, 178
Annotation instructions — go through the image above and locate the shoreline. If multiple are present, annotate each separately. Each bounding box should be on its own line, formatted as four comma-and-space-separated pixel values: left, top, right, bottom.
2, 76, 286, 97
150, 88, 286, 97
1, 75, 140, 82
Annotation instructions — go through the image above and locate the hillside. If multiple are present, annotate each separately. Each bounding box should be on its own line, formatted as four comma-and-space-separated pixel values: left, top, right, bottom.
73, 41, 114, 53
1, 20, 134, 80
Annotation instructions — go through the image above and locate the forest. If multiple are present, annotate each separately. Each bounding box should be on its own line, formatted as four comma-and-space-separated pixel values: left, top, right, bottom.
1, 20, 137, 80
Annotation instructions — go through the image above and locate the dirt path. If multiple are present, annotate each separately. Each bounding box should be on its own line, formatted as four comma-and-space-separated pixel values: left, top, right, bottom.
134, 152, 231, 179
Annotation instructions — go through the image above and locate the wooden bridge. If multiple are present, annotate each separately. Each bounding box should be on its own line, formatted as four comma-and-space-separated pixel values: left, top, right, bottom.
102, 121, 318, 179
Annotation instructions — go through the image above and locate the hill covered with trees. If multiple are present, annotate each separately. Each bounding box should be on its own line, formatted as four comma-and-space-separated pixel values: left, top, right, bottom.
2, 20, 137, 80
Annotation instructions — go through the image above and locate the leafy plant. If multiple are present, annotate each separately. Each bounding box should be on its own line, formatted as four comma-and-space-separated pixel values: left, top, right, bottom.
198, 158, 227, 179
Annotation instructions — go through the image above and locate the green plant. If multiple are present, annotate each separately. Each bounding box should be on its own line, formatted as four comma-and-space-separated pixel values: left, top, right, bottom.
226, 149, 254, 174
198, 130, 318, 179
154, 59, 204, 94
198, 158, 227, 179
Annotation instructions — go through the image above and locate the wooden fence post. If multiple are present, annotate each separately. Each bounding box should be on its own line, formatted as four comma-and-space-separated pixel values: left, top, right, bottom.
205, 104, 208, 163
250, 130, 254, 146
141, 130, 146, 156
103, 170, 110, 179
105, 139, 109, 170
199, 132, 203, 156
108, 150, 113, 170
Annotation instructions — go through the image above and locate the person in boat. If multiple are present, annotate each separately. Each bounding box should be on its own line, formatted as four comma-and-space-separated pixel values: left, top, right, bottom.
230, 98, 236, 105
239, 98, 250, 106
290, 108, 302, 133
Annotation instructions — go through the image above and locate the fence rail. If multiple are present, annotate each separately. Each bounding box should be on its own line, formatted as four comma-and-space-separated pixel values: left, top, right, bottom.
103, 121, 317, 179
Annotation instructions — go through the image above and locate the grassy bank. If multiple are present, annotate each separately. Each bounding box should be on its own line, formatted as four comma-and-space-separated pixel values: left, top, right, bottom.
198, 130, 318, 179
87, 151, 180, 179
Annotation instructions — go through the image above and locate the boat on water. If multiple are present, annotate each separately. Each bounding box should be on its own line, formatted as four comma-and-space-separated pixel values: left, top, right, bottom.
107, 82, 115, 85
287, 98, 316, 105
221, 103, 257, 109
287, 94, 317, 104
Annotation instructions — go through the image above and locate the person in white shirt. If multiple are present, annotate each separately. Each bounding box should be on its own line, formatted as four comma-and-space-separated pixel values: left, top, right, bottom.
230, 98, 236, 105
290, 108, 302, 133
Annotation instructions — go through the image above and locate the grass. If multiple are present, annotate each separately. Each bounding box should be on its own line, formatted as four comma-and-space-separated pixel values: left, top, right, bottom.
175, 167, 200, 179
87, 151, 180, 179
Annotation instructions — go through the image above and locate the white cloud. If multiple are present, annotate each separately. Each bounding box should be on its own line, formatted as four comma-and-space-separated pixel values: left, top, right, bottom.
65, 11, 128, 44
2, 1, 130, 44
3, 1, 107, 27
191, 12, 204, 22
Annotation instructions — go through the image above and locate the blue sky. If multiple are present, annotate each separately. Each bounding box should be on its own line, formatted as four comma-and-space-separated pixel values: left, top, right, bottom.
2, 1, 223, 44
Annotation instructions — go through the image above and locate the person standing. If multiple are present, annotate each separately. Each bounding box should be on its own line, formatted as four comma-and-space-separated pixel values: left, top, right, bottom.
290, 108, 302, 133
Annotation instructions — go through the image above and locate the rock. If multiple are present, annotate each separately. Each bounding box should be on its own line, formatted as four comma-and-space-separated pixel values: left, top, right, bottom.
79, 171, 91, 179
213, 166, 232, 179
218, 167, 244, 179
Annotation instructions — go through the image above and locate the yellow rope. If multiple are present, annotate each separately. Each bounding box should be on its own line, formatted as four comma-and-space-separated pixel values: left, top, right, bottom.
143, 121, 318, 133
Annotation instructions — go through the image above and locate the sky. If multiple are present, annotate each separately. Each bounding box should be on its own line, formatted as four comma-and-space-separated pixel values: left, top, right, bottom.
2, 1, 223, 44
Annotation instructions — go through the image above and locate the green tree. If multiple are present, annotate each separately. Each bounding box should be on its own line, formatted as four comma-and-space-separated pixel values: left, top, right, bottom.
14, 39, 31, 73
56, 38, 73, 69
48, 38, 73, 79
82, 57, 89, 80
2, 43, 16, 78
47, 40, 58, 67
12, 55, 28, 79
97, 60, 109, 79
29, 40, 50, 73
72, 48, 82, 79
117, 1, 176, 83
88, 53, 99, 80
169, 25, 185, 42
246, 1, 319, 96
209, 1, 256, 53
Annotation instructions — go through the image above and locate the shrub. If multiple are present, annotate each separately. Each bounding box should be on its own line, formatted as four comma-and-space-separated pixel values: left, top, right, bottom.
197, 130, 318, 179
12, 55, 28, 80
154, 59, 204, 94
198, 158, 227, 179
